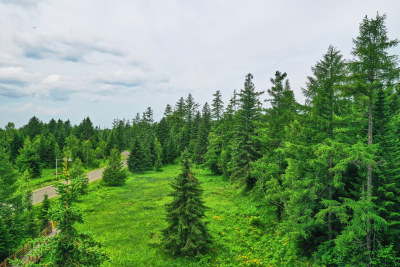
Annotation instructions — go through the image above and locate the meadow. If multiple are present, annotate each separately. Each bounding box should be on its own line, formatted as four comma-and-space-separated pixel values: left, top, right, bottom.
74, 165, 306, 266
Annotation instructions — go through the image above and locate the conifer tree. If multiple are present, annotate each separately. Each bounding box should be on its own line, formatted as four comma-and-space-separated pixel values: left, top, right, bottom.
128, 138, 150, 173
162, 149, 211, 256
230, 73, 263, 189
302, 46, 346, 242
253, 71, 297, 221
39, 194, 51, 230
194, 103, 212, 164
69, 158, 88, 195
103, 148, 127, 186
153, 137, 163, 172
45, 159, 107, 266
16, 137, 41, 178
25, 116, 43, 139
211, 90, 224, 121
347, 13, 399, 263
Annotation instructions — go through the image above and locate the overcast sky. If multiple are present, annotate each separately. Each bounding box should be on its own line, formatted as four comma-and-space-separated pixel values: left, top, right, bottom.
1, 0, 399, 128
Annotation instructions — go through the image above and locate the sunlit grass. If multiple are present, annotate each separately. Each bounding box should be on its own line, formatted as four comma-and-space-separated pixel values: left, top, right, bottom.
75, 164, 305, 266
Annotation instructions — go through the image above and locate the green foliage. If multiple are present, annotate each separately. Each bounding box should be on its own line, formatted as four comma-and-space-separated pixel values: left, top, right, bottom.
15, 137, 42, 178
211, 90, 224, 121
39, 194, 51, 230
128, 137, 152, 173
194, 102, 212, 164
230, 73, 263, 189
162, 150, 212, 256
153, 138, 163, 172
103, 149, 127, 186
0, 216, 11, 260
43, 161, 108, 266
70, 158, 89, 195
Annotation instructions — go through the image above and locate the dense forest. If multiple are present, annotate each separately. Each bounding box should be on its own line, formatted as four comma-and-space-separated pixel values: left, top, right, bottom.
1, 13, 400, 266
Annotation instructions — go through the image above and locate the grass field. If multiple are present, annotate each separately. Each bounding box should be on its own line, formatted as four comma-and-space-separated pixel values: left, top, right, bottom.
75, 164, 306, 266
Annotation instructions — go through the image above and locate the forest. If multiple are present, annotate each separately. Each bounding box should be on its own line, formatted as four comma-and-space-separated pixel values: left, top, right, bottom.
0, 13, 400, 266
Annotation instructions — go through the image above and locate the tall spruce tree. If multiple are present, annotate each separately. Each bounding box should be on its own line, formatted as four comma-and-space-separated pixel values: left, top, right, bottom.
303, 46, 346, 243
253, 71, 297, 221
231, 73, 263, 189
162, 149, 211, 256
347, 13, 399, 263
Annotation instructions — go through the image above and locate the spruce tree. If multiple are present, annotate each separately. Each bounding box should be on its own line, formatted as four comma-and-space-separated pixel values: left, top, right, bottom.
162, 149, 211, 256
347, 13, 399, 263
128, 138, 150, 173
15, 137, 41, 178
103, 148, 127, 186
211, 90, 224, 122
194, 103, 212, 164
153, 138, 163, 171
69, 158, 88, 195
230, 73, 263, 189
39, 194, 51, 230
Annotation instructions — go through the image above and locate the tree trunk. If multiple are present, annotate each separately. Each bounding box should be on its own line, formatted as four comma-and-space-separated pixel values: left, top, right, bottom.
366, 88, 373, 265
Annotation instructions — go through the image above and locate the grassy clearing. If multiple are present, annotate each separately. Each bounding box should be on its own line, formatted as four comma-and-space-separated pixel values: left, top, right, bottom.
75, 165, 307, 266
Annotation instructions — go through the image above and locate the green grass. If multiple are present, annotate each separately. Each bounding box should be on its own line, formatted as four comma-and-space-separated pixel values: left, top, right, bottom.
75, 165, 308, 266
29, 159, 107, 190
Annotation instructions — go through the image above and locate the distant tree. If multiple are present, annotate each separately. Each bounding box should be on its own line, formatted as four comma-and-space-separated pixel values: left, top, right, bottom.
81, 140, 94, 167
103, 149, 127, 186
163, 134, 177, 164
128, 138, 151, 173
16, 137, 41, 178
38, 133, 57, 168
76, 117, 94, 140
47, 118, 57, 134
162, 149, 211, 256
69, 158, 88, 195
194, 103, 212, 164
105, 131, 117, 156
9, 132, 23, 163
63, 134, 80, 161
153, 138, 163, 172
212, 90, 224, 121
25, 116, 43, 139
164, 104, 173, 117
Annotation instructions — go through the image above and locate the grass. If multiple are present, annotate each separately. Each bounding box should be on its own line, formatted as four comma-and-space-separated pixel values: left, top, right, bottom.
29, 159, 107, 190
75, 165, 307, 266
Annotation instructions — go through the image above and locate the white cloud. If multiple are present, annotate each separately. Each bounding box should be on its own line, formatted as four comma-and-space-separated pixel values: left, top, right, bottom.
15, 32, 123, 62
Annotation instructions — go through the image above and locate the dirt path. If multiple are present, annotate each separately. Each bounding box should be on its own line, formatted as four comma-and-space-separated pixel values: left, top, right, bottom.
31, 151, 129, 205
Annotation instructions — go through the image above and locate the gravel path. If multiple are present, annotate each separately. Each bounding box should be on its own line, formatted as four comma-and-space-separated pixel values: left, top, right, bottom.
31, 151, 129, 205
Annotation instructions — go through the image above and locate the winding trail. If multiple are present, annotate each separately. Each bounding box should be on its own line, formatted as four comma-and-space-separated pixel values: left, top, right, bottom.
31, 151, 129, 205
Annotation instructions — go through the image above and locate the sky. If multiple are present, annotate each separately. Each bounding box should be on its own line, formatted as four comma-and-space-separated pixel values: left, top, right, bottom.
0, 0, 400, 128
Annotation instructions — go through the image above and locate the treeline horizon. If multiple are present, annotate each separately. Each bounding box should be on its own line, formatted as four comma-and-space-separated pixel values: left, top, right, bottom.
1, 13, 400, 265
